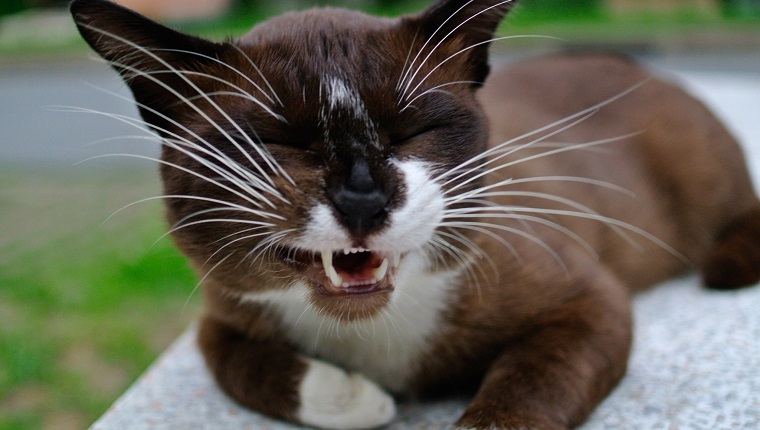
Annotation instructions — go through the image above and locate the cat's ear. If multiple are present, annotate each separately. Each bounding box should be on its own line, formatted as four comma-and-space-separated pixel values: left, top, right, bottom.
410, 0, 517, 85
70, 0, 224, 132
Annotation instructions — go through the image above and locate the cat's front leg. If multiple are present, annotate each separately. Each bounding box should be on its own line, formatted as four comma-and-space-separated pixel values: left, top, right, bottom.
198, 316, 396, 430
455, 276, 632, 430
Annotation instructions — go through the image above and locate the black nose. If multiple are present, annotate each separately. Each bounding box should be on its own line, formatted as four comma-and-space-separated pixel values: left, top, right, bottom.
329, 159, 392, 238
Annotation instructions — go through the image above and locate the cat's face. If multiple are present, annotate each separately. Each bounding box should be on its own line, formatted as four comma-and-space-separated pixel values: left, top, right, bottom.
72, 0, 514, 321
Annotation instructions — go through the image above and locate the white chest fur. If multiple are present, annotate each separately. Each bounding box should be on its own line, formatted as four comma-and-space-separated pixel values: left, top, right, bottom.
242, 253, 458, 392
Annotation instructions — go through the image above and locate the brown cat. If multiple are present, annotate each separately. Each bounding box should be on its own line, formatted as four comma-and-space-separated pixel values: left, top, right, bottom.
71, 0, 760, 429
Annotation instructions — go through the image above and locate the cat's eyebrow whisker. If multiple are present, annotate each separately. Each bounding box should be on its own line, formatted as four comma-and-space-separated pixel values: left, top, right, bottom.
398, 0, 481, 100
138, 67, 284, 121
104, 56, 290, 188
396, 29, 421, 96
400, 80, 482, 112
79, 25, 292, 186
226, 42, 284, 108
157, 46, 281, 108
405, 34, 558, 102
401, 0, 519, 101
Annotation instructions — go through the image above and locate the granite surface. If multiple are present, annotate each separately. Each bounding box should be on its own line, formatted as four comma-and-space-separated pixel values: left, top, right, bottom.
90, 70, 760, 430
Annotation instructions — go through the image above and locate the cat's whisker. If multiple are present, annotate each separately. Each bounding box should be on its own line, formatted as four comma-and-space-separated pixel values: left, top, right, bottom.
106, 194, 282, 231
434, 228, 497, 280
165, 217, 276, 242
461, 132, 643, 195
434, 80, 650, 185
441, 220, 568, 273
207, 230, 274, 264
78, 152, 283, 214
437, 110, 602, 189
448, 211, 598, 258
243, 230, 295, 267
65, 82, 290, 206
211, 225, 271, 246
183, 251, 235, 312
67, 84, 275, 193
470, 206, 686, 262
427, 234, 487, 298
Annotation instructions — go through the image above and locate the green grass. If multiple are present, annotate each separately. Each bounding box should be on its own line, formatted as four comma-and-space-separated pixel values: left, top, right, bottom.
0, 168, 199, 430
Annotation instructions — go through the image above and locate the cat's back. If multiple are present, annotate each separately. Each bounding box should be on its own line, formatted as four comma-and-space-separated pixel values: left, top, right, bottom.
476, 52, 758, 289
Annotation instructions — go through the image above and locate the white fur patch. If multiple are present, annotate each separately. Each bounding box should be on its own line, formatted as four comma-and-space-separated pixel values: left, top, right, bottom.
299, 203, 352, 251
322, 76, 380, 148
369, 159, 445, 252
298, 358, 396, 430
242, 253, 459, 392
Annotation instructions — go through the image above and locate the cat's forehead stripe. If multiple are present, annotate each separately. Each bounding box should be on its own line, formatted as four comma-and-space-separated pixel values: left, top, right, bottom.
323, 76, 380, 149
327, 77, 361, 113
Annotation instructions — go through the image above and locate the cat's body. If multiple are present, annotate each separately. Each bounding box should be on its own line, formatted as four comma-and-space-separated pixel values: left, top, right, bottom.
71, 1, 760, 429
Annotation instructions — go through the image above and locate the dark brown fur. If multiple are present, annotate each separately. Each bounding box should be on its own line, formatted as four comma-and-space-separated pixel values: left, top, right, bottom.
71, 0, 760, 428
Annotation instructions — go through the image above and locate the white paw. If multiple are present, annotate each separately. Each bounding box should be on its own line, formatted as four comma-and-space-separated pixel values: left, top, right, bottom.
298, 358, 396, 430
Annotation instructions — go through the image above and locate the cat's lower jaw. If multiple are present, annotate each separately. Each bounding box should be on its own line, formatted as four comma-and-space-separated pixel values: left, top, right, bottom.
298, 358, 397, 430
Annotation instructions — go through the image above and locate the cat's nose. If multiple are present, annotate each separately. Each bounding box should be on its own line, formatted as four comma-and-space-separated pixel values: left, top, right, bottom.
329, 159, 392, 238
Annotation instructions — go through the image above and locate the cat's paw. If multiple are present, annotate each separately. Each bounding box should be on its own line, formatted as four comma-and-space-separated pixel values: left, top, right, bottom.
298, 358, 396, 430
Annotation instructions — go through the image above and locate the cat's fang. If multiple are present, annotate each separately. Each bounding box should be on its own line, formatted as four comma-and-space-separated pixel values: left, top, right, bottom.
373, 258, 389, 281
321, 250, 344, 287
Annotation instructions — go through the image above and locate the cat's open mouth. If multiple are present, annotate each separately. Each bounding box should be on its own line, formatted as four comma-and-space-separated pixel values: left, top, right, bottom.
285, 248, 401, 296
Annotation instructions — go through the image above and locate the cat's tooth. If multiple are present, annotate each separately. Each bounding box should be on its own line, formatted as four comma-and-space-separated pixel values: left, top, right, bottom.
373, 258, 389, 281
321, 250, 343, 287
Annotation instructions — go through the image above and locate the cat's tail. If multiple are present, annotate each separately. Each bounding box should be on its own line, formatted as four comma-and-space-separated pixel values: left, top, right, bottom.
702, 205, 760, 289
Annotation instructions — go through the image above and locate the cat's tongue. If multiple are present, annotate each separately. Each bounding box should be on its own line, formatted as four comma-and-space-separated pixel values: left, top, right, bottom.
320, 249, 395, 292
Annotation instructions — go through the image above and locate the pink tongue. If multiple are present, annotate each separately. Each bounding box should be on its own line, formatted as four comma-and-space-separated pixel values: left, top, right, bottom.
333, 251, 383, 284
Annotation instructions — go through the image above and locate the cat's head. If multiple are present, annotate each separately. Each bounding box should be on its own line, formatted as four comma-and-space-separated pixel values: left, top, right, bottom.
71, 0, 515, 320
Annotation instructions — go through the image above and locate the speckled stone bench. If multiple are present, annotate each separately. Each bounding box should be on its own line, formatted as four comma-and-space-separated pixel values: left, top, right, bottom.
89, 71, 760, 430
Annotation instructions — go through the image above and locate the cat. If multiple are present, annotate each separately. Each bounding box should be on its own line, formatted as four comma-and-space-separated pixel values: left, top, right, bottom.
70, 0, 760, 429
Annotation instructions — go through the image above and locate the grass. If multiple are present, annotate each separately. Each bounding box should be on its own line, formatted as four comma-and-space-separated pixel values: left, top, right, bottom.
0, 167, 199, 429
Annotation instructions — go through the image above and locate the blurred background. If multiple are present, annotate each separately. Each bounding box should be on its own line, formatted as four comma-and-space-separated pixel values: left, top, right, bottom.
1, 1, 759, 429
